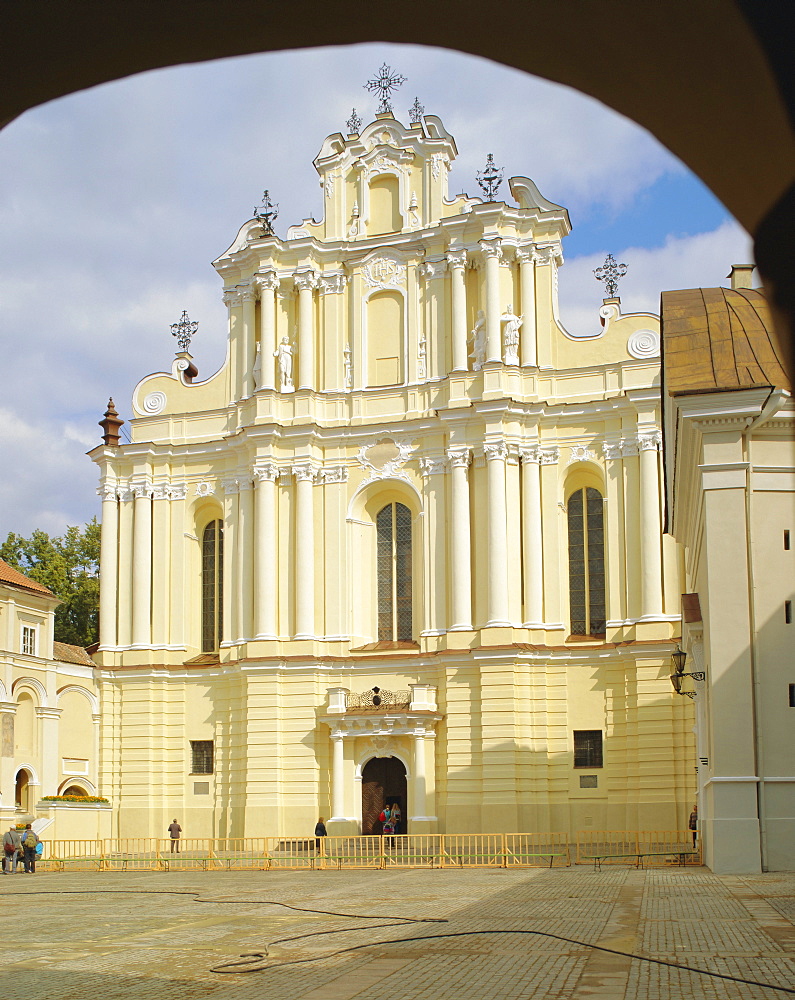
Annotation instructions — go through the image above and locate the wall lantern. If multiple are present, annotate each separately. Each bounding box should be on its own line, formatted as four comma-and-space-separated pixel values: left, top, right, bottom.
670, 645, 706, 698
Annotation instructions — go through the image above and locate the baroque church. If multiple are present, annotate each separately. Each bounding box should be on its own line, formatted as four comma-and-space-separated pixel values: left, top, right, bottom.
88, 104, 694, 840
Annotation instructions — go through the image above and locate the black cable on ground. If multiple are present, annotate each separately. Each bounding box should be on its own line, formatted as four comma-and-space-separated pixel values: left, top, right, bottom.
5, 888, 793, 996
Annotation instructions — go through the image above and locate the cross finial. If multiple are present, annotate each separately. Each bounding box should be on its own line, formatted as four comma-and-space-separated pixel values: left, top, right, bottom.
254, 189, 279, 236
364, 63, 406, 115
408, 97, 425, 125
477, 153, 503, 201
594, 254, 628, 298
170, 310, 199, 352
346, 108, 363, 134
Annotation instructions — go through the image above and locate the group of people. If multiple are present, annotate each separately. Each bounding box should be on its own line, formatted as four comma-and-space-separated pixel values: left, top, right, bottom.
2, 824, 41, 874
313, 801, 402, 848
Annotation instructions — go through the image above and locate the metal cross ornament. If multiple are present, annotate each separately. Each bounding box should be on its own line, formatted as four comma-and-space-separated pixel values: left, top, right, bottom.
346, 108, 363, 134
594, 254, 628, 297
408, 97, 425, 125
477, 153, 504, 201
364, 63, 406, 115
170, 310, 199, 352
254, 189, 279, 236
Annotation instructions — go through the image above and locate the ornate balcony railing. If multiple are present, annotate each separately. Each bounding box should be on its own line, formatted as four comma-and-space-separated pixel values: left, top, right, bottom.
346, 687, 411, 711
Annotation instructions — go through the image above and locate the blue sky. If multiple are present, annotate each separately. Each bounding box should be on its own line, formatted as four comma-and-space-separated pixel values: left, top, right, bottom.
0, 43, 753, 538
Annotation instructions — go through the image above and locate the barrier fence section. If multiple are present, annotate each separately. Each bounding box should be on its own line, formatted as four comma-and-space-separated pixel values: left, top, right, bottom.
575, 830, 702, 866
35, 832, 700, 872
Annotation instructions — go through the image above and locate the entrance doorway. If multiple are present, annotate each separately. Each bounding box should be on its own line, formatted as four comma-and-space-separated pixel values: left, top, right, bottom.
361, 756, 407, 835
15, 769, 30, 811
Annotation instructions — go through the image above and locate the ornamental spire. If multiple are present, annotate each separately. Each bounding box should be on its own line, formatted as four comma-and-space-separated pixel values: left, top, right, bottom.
364, 63, 406, 115
408, 97, 425, 125
254, 189, 279, 236
477, 153, 504, 202
170, 310, 198, 352
346, 108, 363, 135
593, 254, 628, 298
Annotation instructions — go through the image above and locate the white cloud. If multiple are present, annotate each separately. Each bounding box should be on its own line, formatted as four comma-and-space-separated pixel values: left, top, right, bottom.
558, 220, 754, 337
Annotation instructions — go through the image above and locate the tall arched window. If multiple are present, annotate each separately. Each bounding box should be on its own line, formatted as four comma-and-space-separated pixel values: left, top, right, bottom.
567, 487, 606, 636
202, 519, 223, 652
376, 502, 412, 641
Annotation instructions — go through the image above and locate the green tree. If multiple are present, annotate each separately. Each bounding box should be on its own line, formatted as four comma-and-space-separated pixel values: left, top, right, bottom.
1, 518, 100, 647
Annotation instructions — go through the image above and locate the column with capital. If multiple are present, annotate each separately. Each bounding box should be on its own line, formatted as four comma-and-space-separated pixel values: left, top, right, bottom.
520, 447, 543, 626
447, 448, 472, 630
257, 272, 278, 391
99, 485, 119, 649
412, 731, 428, 819
131, 483, 152, 648
293, 464, 316, 638
168, 484, 187, 649
480, 240, 502, 362
150, 483, 171, 647
419, 457, 447, 635
447, 250, 469, 372
516, 248, 537, 367
241, 286, 258, 399
254, 464, 279, 639
484, 442, 510, 627
330, 732, 345, 820
638, 431, 664, 618
601, 442, 627, 627
538, 448, 563, 631
223, 288, 243, 403
222, 481, 239, 644
116, 487, 133, 648
295, 271, 316, 390
237, 478, 254, 642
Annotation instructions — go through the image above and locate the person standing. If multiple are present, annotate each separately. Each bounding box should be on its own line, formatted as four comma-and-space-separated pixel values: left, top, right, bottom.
168, 818, 182, 854
391, 802, 402, 836
2, 826, 21, 874
314, 817, 327, 853
689, 804, 698, 847
20, 824, 39, 874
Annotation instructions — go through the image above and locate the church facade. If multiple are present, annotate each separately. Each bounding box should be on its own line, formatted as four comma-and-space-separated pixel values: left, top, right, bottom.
89, 110, 693, 840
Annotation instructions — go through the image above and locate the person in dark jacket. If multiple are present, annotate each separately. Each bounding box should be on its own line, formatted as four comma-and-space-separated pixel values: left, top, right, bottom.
315, 817, 327, 852
689, 805, 698, 846
20, 824, 39, 873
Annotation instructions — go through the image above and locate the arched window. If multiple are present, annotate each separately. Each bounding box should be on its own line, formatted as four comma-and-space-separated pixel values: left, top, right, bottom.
567, 487, 606, 636
376, 502, 412, 641
202, 519, 224, 652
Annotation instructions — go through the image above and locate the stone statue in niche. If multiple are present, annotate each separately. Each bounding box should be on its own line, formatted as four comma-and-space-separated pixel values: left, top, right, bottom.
470, 310, 486, 370
501, 305, 523, 365
274, 336, 295, 392
418, 333, 427, 380
408, 191, 420, 228
252, 341, 262, 390
343, 343, 352, 390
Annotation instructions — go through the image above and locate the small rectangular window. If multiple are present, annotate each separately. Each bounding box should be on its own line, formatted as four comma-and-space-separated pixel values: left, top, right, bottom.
786, 601, 792, 625
190, 740, 214, 774
785, 530, 791, 551
574, 730, 603, 768
789, 684, 795, 707
21, 626, 36, 656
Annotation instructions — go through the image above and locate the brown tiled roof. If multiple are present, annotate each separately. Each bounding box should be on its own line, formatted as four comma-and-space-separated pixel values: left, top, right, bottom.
661, 287, 791, 396
0, 558, 54, 596
53, 641, 94, 666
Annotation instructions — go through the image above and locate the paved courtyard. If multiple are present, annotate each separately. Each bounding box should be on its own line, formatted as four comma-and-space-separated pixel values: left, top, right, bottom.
2, 865, 794, 999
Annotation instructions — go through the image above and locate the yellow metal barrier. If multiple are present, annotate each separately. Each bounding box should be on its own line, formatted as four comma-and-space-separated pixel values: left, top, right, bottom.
34, 831, 703, 873
576, 830, 701, 867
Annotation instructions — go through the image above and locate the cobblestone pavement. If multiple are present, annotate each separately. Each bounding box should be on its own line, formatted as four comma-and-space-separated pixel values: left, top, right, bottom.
2, 866, 794, 999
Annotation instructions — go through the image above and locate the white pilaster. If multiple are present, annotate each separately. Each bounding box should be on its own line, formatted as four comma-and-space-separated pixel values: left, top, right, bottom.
237, 478, 254, 642
116, 488, 133, 648
257, 272, 278, 391
639, 431, 664, 618
520, 447, 544, 626
447, 448, 472, 629
331, 734, 345, 820
484, 442, 510, 626
293, 464, 316, 638
241, 286, 257, 399
254, 464, 279, 639
150, 484, 171, 647
295, 271, 316, 390
447, 250, 468, 372
37, 707, 62, 797
481, 240, 502, 362
99, 486, 118, 648
517, 249, 537, 367
222, 481, 238, 644
131, 484, 152, 647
